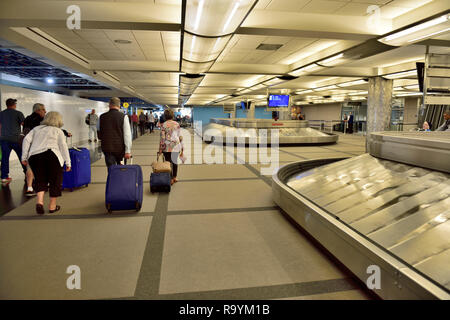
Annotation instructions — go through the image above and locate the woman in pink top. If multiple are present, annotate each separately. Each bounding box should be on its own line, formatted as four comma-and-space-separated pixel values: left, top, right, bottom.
159, 109, 183, 185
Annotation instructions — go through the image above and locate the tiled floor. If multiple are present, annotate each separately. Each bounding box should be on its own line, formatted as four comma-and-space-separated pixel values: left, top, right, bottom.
0, 130, 372, 300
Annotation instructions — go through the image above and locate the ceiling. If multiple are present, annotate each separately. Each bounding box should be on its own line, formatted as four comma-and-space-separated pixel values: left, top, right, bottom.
0, 0, 449, 106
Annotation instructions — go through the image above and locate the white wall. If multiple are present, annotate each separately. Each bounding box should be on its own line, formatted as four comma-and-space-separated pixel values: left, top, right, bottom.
0, 84, 109, 145
302, 103, 342, 121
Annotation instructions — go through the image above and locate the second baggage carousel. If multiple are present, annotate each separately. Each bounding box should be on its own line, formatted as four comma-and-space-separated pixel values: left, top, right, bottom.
200, 118, 338, 144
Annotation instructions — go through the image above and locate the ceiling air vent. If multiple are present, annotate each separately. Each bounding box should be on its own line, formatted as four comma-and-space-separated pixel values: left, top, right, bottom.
256, 43, 283, 51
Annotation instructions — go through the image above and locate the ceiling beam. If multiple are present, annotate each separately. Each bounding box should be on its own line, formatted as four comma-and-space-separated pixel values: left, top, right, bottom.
243, 9, 393, 36
0, 0, 180, 25
0, 19, 181, 32
236, 27, 374, 41
89, 60, 179, 72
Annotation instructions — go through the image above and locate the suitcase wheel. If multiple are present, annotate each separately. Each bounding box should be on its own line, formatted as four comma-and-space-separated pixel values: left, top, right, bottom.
106, 203, 112, 213
135, 202, 142, 212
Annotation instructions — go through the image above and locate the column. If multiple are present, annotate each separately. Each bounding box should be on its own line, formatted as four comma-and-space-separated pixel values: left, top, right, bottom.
246, 101, 255, 119
367, 76, 393, 150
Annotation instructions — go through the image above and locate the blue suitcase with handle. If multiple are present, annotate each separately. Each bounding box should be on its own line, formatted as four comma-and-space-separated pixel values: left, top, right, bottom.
105, 164, 143, 212
150, 172, 171, 193
62, 147, 91, 191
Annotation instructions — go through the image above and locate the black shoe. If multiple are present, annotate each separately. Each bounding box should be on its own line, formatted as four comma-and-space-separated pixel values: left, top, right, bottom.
94, 139, 97, 142
49, 205, 61, 214
88, 139, 92, 142
26, 190, 36, 197
36, 204, 45, 215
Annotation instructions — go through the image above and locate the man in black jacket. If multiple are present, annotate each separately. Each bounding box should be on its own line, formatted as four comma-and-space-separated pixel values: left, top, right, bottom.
98, 97, 132, 167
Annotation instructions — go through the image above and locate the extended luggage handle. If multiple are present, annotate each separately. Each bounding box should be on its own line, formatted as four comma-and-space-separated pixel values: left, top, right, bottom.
123, 155, 133, 165
67, 136, 81, 151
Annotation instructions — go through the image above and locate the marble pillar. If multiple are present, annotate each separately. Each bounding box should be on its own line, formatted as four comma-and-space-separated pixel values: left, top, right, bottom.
367, 77, 393, 150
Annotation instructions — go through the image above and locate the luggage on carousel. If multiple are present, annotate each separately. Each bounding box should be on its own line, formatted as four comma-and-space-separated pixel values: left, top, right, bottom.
105, 164, 143, 212
150, 172, 171, 193
62, 146, 91, 191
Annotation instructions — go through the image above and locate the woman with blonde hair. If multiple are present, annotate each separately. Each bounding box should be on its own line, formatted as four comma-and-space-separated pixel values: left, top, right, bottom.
22, 111, 71, 214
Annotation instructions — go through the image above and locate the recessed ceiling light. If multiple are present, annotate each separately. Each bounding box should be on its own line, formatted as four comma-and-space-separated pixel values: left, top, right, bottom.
114, 39, 132, 44
46, 78, 54, 84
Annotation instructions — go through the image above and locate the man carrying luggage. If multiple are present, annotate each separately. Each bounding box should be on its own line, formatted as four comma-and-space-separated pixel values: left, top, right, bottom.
98, 97, 132, 167
86, 109, 99, 142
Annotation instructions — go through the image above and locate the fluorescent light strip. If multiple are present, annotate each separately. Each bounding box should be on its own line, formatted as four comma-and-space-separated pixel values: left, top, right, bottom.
337, 79, 367, 87
395, 92, 422, 97
384, 70, 416, 79
296, 89, 313, 94
194, 0, 205, 31
318, 53, 343, 65
407, 27, 450, 43
314, 85, 338, 91
222, 1, 240, 33
289, 63, 322, 76
383, 14, 449, 42
403, 84, 420, 90
348, 91, 368, 96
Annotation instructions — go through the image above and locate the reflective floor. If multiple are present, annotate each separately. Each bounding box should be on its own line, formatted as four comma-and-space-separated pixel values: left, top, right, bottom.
287, 154, 450, 292
0, 131, 374, 299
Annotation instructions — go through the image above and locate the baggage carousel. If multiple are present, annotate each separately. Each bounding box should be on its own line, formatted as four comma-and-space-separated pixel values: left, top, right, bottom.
200, 118, 338, 144
272, 131, 450, 299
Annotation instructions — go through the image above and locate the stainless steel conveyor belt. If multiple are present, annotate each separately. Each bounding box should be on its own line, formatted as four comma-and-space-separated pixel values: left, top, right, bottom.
273, 131, 450, 299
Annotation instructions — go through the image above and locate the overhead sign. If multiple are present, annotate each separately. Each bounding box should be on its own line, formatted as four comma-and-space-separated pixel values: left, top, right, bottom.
223, 104, 235, 113
123, 102, 129, 108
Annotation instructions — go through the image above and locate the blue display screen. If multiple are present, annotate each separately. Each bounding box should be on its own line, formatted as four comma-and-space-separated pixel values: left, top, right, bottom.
268, 95, 289, 107
241, 101, 248, 110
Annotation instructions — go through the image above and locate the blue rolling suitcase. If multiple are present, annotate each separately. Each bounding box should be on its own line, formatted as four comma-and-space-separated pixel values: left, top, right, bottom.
150, 172, 171, 193
105, 164, 143, 213
62, 147, 91, 191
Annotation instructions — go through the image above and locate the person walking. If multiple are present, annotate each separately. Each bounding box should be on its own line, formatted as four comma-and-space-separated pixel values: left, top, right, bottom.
0, 98, 27, 184
436, 111, 450, 131
86, 109, 99, 142
97, 97, 132, 167
148, 111, 155, 133
347, 112, 354, 134
21, 111, 71, 214
131, 111, 138, 139
22, 103, 46, 196
139, 111, 147, 136
159, 109, 183, 185
23, 103, 73, 196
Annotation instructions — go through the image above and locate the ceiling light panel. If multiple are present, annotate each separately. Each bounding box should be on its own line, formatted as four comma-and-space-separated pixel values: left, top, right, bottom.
314, 85, 338, 91
185, 0, 258, 37
383, 70, 417, 79
289, 63, 324, 76
181, 60, 215, 74
317, 53, 347, 67
262, 77, 286, 87
183, 34, 231, 62
378, 14, 450, 46
337, 79, 368, 87
348, 91, 368, 96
